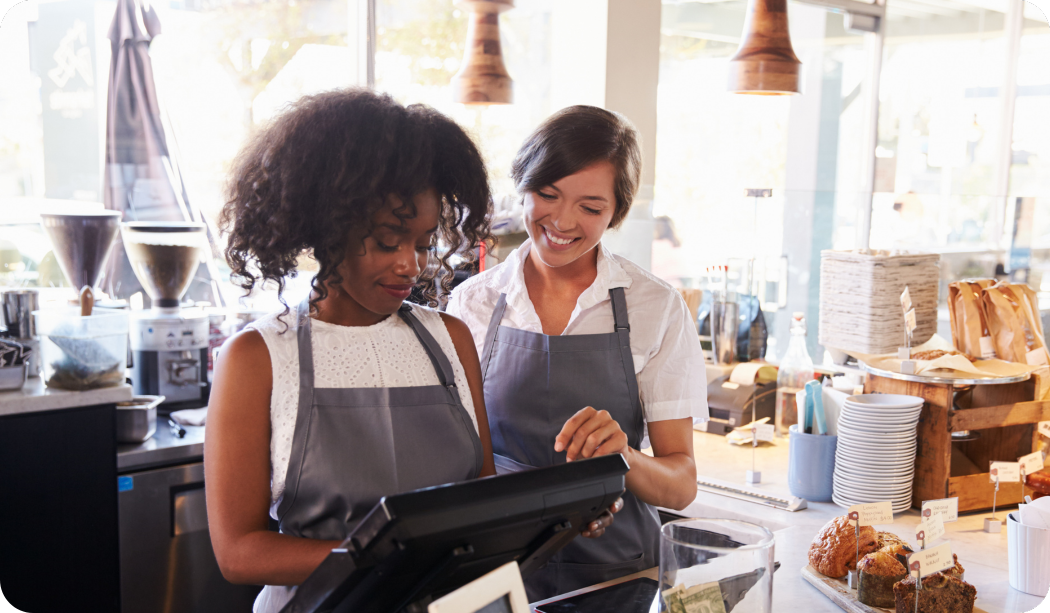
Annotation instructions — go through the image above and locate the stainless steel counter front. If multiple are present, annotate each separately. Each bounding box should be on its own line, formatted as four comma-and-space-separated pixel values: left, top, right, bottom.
117, 419, 204, 473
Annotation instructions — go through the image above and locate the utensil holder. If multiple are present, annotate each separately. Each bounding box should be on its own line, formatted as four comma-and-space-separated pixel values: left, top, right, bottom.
1008, 512, 1050, 597
788, 424, 837, 501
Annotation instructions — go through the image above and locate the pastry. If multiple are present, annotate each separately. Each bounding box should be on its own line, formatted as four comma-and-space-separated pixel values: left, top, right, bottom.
944, 554, 965, 580
858, 551, 907, 608
876, 531, 905, 550
910, 349, 977, 362
808, 516, 879, 578
877, 535, 913, 568
893, 572, 976, 613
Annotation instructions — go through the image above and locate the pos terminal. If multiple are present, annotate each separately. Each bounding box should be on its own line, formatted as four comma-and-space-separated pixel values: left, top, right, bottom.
281, 454, 630, 613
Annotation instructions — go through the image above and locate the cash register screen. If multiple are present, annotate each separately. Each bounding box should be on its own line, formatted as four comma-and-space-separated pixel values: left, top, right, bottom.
476, 595, 514, 613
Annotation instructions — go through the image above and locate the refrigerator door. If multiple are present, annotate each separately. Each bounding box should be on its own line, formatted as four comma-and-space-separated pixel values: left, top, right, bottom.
118, 461, 260, 612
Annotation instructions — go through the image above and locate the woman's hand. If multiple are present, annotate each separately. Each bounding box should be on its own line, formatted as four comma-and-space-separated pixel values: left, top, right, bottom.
554, 407, 629, 462
581, 497, 624, 538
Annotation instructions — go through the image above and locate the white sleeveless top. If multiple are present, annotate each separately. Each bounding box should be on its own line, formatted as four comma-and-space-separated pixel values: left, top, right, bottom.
246, 302, 479, 518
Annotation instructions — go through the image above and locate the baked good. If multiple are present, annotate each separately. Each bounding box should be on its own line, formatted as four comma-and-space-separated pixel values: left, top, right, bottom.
808, 516, 879, 578
858, 551, 907, 608
944, 554, 965, 579
910, 349, 977, 362
877, 535, 914, 567
893, 572, 976, 613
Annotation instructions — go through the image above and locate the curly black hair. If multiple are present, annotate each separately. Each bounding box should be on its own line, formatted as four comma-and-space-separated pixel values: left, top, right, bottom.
220, 88, 492, 315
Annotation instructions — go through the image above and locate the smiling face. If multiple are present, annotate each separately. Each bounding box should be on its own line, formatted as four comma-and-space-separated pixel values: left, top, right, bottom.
332, 189, 440, 320
523, 161, 617, 269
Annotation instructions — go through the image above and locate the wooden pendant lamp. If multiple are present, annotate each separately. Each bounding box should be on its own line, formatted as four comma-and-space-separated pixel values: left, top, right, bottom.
451, 0, 514, 105
727, 0, 802, 95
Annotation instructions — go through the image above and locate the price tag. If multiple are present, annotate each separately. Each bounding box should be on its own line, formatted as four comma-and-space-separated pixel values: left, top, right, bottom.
990, 462, 1021, 483
1026, 348, 1049, 366
905, 309, 917, 334
901, 287, 912, 312
917, 514, 945, 543
908, 543, 954, 578
921, 498, 959, 523
1019, 451, 1044, 476
979, 336, 997, 360
1040, 421, 1050, 439
848, 502, 894, 527
752, 423, 775, 442
721, 381, 740, 390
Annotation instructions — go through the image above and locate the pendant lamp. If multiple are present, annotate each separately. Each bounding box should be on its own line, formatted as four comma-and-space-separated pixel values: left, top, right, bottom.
451, 0, 513, 105
727, 0, 801, 95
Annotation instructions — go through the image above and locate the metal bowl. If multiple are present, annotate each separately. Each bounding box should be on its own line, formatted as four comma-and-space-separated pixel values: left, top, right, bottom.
0, 362, 29, 391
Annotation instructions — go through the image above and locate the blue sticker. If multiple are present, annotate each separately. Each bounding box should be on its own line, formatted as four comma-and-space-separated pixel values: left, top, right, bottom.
118, 476, 133, 492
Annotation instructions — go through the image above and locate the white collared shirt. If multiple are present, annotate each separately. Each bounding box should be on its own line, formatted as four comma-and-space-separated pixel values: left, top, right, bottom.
447, 239, 709, 426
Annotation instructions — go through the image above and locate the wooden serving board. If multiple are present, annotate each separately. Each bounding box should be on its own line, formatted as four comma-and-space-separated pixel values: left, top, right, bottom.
801, 565, 891, 613
801, 566, 988, 613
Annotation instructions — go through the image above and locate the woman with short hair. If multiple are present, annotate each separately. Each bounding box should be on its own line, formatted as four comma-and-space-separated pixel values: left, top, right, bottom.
448, 105, 708, 599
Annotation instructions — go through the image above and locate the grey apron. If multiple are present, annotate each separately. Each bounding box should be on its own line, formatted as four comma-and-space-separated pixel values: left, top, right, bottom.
258, 298, 483, 612
480, 287, 660, 601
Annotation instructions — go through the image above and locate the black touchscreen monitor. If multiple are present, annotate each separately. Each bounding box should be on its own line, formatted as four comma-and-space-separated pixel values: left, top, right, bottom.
281, 454, 629, 613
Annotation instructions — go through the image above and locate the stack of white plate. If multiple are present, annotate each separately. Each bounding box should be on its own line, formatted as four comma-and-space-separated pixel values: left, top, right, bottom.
833, 394, 924, 514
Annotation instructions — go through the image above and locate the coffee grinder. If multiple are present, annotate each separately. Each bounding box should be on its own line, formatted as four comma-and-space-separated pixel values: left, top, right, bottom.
121, 222, 209, 407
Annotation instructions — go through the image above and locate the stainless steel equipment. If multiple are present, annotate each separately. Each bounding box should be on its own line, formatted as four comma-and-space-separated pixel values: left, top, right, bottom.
115, 395, 163, 443
121, 223, 209, 407
2, 289, 41, 377
117, 426, 260, 612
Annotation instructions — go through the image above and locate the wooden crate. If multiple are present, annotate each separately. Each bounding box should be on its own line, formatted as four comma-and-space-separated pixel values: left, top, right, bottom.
864, 374, 1049, 512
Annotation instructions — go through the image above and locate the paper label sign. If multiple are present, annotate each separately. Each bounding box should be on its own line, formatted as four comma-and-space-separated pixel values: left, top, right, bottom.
901, 287, 912, 312
917, 514, 945, 544
921, 498, 959, 523
908, 542, 954, 578
1026, 347, 1049, 367
1039, 421, 1050, 439
1019, 451, 1044, 476
905, 309, 917, 334
752, 423, 775, 442
979, 336, 997, 360
721, 381, 741, 390
990, 462, 1021, 483
848, 502, 894, 527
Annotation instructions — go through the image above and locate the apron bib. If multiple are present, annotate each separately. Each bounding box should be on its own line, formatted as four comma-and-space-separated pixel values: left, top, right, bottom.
256, 298, 483, 613
480, 287, 660, 601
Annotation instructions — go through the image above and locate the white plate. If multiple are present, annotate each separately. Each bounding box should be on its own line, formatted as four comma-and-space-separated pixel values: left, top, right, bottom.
838, 414, 922, 428
831, 474, 915, 493
836, 440, 917, 455
835, 464, 915, 480
846, 394, 925, 409
833, 492, 912, 510
836, 426, 918, 442
840, 408, 923, 422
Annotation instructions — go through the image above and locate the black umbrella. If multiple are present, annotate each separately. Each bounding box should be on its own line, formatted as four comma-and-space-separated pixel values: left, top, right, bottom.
102, 0, 222, 306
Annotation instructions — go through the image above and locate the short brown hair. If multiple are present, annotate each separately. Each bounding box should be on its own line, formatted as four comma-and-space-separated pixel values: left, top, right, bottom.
511, 105, 641, 229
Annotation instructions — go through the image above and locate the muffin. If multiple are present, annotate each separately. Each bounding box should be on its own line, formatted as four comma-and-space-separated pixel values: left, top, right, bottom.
893, 572, 977, 613
808, 515, 880, 578
878, 540, 914, 568
858, 551, 908, 608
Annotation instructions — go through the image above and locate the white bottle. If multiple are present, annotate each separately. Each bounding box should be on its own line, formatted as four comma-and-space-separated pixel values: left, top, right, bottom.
775, 312, 815, 437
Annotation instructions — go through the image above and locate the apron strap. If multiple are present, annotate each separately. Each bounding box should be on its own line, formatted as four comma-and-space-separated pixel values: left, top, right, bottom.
609, 287, 644, 417
277, 295, 320, 522
397, 304, 456, 389
480, 293, 509, 379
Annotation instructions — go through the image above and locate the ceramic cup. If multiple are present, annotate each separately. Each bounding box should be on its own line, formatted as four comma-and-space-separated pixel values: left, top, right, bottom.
788, 424, 837, 502
1008, 512, 1050, 597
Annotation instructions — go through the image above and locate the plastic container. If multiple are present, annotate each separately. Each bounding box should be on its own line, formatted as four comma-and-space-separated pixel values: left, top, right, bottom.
33, 308, 128, 391
775, 312, 814, 437
788, 424, 837, 501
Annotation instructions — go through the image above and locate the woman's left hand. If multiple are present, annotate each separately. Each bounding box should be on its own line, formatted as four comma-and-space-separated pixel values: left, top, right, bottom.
581, 497, 624, 538
554, 407, 630, 462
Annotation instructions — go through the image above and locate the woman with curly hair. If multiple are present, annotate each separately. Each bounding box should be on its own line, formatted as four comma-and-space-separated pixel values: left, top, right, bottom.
203, 89, 550, 612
